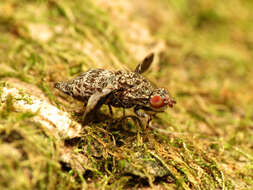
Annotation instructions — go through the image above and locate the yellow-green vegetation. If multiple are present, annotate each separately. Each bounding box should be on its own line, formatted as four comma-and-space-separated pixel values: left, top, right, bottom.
0, 0, 253, 189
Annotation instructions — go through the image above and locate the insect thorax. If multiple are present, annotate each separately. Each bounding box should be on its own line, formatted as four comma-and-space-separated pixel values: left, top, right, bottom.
105, 70, 154, 108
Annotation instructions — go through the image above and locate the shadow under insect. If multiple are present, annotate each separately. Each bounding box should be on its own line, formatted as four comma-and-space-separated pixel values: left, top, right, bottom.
54, 53, 176, 126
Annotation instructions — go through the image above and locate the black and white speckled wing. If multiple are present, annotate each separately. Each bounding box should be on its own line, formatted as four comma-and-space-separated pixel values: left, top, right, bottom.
54, 69, 117, 102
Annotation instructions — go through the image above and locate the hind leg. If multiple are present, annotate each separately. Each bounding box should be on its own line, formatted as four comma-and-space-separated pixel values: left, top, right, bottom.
82, 87, 114, 124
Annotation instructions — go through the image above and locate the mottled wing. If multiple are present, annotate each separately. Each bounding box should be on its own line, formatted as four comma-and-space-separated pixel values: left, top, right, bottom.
56, 69, 116, 102
134, 53, 154, 74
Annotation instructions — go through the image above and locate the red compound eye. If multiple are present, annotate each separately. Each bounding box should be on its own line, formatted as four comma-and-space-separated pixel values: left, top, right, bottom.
150, 95, 164, 108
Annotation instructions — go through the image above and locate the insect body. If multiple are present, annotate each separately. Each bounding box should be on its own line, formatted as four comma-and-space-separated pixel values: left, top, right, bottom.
54, 53, 176, 122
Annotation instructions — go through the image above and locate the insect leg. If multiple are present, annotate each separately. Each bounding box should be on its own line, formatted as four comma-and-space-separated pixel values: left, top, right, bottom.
134, 106, 149, 118
108, 105, 113, 116
134, 106, 155, 129
122, 108, 126, 117
82, 87, 113, 123
147, 115, 153, 127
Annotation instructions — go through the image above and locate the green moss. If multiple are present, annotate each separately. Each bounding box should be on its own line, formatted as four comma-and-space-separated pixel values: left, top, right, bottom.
0, 0, 253, 189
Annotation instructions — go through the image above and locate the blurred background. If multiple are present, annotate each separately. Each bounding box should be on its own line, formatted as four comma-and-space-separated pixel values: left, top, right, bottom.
0, 0, 252, 189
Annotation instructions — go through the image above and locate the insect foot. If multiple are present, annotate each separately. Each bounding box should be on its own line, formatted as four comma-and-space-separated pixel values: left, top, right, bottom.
54, 53, 176, 125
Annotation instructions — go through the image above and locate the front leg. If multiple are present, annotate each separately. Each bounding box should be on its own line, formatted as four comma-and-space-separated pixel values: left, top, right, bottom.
134, 106, 154, 128
134, 106, 149, 118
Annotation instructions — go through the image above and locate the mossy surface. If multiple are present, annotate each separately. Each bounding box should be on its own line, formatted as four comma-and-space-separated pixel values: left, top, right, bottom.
0, 0, 253, 189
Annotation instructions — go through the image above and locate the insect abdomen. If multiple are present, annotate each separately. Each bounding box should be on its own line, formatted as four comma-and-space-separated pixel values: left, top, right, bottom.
54, 82, 72, 96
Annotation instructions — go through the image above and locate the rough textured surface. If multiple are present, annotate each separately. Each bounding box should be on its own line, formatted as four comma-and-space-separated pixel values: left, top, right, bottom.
1, 0, 253, 189
54, 54, 176, 119
0, 84, 82, 138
